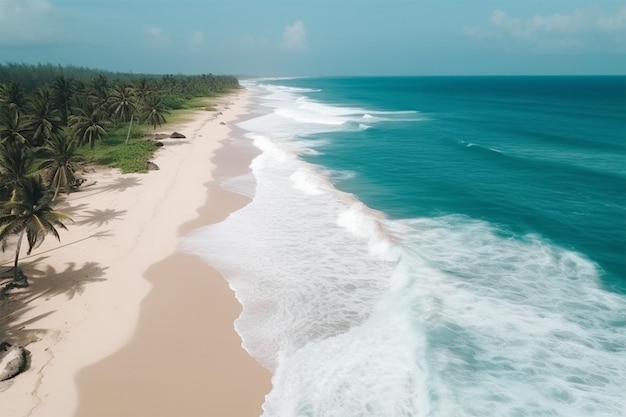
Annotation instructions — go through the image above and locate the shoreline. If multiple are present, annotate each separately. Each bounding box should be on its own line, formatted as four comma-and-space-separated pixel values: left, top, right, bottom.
74, 109, 269, 417
0, 88, 270, 416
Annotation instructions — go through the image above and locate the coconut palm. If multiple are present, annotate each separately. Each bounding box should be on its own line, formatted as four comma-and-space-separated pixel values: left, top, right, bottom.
0, 107, 29, 145
133, 77, 153, 105
0, 175, 70, 285
89, 74, 110, 109
68, 103, 108, 154
160, 75, 177, 95
0, 141, 31, 259
142, 96, 169, 131
38, 132, 84, 200
0, 80, 27, 112
24, 87, 63, 147
0, 141, 33, 197
51, 75, 76, 125
108, 85, 137, 144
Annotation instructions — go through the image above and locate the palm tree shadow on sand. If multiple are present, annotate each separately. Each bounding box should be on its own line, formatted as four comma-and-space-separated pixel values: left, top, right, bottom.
3, 230, 114, 262
0, 257, 108, 349
54, 202, 89, 218
100, 177, 142, 193
70, 177, 142, 201
75, 208, 126, 227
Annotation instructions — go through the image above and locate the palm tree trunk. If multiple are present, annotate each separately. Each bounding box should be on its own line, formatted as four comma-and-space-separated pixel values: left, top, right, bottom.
53, 180, 61, 201
50, 169, 61, 201
13, 228, 25, 284
125, 113, 134, 145
89, 131, 95, 160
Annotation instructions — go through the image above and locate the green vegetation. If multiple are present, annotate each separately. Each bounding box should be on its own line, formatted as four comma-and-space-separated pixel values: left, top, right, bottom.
0, 176, 70, 285
0, 62, 240, 286
38, 132, 85, 200
79, 127, 157, 173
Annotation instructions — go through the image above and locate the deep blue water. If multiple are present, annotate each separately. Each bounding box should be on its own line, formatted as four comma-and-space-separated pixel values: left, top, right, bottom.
278, 76, 626, 291
185, 76, 626, 416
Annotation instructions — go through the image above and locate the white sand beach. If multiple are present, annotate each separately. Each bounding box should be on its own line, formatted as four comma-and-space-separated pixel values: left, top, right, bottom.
0, 89, 270, 417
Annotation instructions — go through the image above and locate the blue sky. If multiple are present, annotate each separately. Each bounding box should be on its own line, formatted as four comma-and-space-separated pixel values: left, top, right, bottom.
0, 0, 624, 76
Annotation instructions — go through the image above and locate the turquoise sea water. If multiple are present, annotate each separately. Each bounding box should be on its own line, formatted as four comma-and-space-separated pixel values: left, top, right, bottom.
185, 77, 626, 416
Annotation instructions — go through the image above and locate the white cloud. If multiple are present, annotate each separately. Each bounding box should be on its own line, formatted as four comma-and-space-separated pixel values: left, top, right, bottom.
191, 31, 205, 46
281, 20, 306, 51
236, 20, 306, 53
144, 26, 170, 47
0, 0, 61, 46
466, 5, 626, 52
598, 4, 626, 30
463, 26, 490, 40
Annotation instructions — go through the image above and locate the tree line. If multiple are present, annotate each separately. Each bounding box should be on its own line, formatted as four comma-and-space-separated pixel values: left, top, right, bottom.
0, 63, 240, 287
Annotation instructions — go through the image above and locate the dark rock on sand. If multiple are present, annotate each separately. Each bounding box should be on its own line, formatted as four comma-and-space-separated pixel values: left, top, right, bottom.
170, 132, 186, 139
147, 161, 160, 171
0, 343, 30, 381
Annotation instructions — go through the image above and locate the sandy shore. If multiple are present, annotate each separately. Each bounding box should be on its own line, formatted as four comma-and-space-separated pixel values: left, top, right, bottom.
0, 89, 270, 416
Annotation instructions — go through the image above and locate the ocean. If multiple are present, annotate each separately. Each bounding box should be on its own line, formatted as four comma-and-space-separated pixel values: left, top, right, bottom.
184, 76, 626, 417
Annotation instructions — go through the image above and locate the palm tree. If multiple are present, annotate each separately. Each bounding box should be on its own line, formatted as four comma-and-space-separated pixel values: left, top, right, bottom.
90, 75, 110, 108
0, 107, 29, 145
142, 96, 169, 131
0, 141, 32, 259
0, 175, 70, 286
51, 75, 76, 125
108, 85, 137, 144
68, 103, 108, 154
38, 132, 84, 200
24, 87, 63, 147
160, 75, 177, 95
0, 80, 27, 112
133, 77, 153, 105
0, 141, 33, 197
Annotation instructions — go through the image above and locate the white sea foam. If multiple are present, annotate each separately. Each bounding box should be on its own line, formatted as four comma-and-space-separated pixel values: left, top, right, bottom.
275, 107, 346, 126
326, 169, 356, 182
290, 166, 332, 196
219, 171, 256, 198
387, 217, 626, 416
184, 146, 395, 370
246, 133, 294, 163
182, 80, 626, 417
337, 202, 398, 261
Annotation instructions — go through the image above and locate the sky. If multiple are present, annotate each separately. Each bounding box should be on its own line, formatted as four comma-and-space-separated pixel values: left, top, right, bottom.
0, 0, 625, 76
